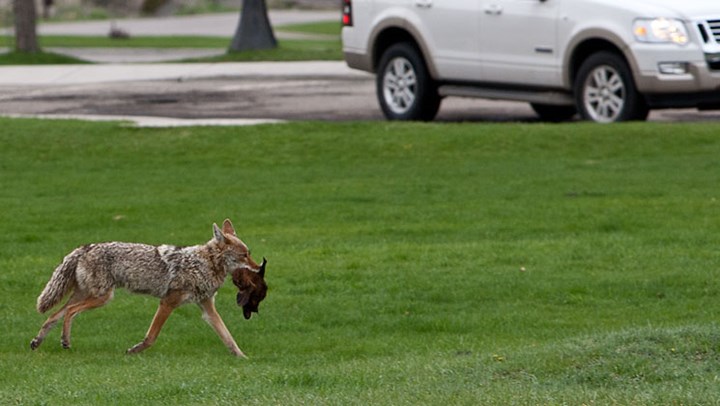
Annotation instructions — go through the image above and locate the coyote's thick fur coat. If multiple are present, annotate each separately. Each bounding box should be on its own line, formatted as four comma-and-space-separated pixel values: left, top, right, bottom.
31, 219, 267, 357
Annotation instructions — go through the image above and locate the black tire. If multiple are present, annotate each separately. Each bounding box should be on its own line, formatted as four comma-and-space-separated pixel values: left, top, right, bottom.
376, 43, 441, 121
574, 51, 649, 123
530, 103, 577, 122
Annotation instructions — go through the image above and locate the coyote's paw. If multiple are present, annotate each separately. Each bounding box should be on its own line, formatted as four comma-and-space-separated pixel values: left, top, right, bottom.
232, 349, 248, 359
126, 341, 149, 355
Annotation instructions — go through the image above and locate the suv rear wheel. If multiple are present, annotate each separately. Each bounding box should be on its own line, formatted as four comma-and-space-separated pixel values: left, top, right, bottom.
574, 51, 649, 123
376, 43, 441, 121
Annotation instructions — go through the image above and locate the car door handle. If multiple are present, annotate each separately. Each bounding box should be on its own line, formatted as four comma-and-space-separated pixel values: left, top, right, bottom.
415, 0, 432, 9
484, 4, 503, 15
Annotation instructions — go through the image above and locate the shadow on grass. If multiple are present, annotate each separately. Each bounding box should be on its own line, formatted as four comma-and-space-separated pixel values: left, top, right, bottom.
0, 50, 90, 65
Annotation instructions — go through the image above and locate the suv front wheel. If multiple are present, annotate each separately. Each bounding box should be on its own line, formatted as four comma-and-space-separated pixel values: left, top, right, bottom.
376, 43, 441, 121
574, 51, 649, 123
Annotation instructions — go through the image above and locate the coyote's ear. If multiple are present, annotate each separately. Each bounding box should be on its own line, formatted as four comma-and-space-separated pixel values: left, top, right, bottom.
213, 223, 225, 243
222, 219, 236, 236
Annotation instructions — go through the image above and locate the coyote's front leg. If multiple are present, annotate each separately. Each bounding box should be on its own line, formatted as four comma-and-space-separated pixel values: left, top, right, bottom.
200, 297, 246, 358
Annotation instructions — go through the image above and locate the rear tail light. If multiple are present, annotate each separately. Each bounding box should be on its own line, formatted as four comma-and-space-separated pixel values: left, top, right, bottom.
342, 0, 353, 27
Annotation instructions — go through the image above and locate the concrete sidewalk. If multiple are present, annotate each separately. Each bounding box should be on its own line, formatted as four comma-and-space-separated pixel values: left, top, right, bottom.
0, 61, 364, 86
0, 113, 288, 127
43, 47, 227, 63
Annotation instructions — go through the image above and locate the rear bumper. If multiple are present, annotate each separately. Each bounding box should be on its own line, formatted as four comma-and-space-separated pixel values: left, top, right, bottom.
343, 50, 374, 73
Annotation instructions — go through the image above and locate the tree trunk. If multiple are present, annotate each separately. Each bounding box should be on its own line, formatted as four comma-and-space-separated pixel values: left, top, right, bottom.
229, 0, 277, 52
13, 0, 40, 53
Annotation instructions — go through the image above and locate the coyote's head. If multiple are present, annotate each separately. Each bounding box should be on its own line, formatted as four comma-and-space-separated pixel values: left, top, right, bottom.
213, 219, 268, 320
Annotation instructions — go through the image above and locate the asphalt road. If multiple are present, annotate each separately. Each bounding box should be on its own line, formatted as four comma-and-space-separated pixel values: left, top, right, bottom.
3, 74, 720, 124
0, 75, 383, 121
0, 76, 541, 122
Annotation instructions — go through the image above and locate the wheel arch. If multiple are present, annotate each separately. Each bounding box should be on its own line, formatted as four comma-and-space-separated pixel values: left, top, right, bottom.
368, 22, 439, 79
564, 31, 639, 91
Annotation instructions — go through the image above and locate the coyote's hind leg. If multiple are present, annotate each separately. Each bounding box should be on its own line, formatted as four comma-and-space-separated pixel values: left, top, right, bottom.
60, 291, 113, 349
31, 292, 84, 350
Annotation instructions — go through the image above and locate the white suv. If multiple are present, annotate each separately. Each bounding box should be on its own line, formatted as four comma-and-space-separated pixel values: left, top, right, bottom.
341, 0, 720, 122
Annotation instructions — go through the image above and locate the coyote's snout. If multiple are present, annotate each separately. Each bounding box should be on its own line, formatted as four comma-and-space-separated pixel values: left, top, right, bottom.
30, 219, 268, 357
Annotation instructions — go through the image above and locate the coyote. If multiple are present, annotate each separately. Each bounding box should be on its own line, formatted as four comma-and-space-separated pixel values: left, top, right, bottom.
30, 219, 267, 357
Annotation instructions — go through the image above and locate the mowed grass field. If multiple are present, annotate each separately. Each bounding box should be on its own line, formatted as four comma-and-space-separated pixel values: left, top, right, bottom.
1, 118, 719, 404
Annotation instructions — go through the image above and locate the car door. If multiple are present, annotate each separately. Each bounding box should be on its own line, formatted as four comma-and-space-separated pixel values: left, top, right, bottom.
479, 0, 562, 87
410, 0, 483, 80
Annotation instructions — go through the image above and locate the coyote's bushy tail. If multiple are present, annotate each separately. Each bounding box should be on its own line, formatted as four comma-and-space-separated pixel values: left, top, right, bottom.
36, 245, 89, 313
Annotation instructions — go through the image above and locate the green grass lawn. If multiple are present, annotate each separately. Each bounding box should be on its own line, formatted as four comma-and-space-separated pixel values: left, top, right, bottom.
1, 119, 719, 404
206, 38, 341, 62
278, 21, 341, 36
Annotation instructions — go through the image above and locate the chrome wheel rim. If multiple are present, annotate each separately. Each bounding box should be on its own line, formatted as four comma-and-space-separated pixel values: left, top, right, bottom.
382, 56, 417, 115
582, 65, 625, 123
